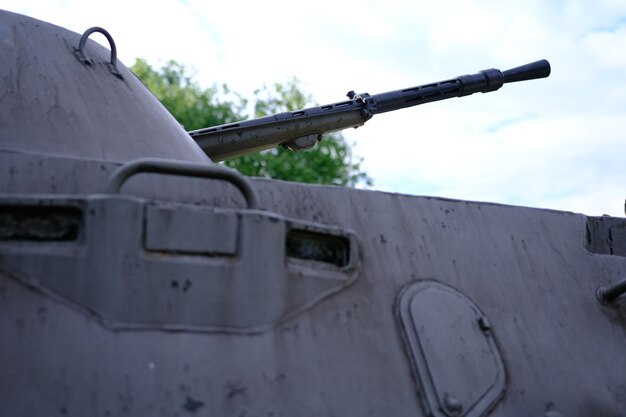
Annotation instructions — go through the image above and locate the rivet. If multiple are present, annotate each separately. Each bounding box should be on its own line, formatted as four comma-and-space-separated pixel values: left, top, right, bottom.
478, 316, 492, 334
442, 392, 463, 416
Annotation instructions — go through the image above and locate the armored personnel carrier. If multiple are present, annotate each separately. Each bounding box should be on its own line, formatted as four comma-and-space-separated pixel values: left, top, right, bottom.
1, 9, 625, 417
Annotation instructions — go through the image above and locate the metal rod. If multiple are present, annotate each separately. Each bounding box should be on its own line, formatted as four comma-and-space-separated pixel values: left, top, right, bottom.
105, 158, 260, 209
596, 278, 626, 304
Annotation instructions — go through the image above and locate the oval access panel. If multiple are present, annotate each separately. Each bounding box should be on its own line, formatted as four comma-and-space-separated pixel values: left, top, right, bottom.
396, 281, 506, 417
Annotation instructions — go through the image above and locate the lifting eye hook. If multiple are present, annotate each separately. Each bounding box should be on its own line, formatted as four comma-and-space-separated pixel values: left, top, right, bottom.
74, 26, 123, 79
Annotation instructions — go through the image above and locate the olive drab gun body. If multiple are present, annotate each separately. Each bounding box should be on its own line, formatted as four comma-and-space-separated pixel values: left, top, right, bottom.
189, 60, 551, 160
2, 9, 626, 417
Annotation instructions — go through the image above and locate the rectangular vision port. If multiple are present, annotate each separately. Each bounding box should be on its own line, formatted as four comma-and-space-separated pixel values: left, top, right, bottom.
286, 229, 350, 267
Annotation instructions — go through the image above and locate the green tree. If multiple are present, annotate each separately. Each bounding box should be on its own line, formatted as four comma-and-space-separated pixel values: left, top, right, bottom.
131, 59, 371, 187
131, 58, 244, 129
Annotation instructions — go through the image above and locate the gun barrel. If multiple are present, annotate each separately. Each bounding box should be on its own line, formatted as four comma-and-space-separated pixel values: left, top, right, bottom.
370, 59, 551, 114
189, 60, 551, 161
502, 59, 551, 83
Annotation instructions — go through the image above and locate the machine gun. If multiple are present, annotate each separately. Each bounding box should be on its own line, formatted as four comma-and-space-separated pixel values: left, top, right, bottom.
188, 59, 551, 161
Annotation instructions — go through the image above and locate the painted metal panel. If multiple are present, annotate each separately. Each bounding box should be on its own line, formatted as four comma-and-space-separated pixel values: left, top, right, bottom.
397, 281, 505, 417
144, 205, 238, 255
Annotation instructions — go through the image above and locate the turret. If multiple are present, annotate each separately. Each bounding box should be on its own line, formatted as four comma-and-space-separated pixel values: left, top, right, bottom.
0, 10, 208, 164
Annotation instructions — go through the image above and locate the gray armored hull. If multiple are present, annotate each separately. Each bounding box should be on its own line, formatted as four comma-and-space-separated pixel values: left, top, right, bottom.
1, 9, 625, 417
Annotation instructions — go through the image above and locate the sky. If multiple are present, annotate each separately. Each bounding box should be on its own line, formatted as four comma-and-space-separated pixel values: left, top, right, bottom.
3, 0, 626, 216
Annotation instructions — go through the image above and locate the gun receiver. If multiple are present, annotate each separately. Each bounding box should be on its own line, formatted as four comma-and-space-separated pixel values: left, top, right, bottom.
189, 59, 551, 162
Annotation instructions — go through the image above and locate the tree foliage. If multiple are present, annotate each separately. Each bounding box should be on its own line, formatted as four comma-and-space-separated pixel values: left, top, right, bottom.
131, 59, 243, 129
131, 59, 371, 187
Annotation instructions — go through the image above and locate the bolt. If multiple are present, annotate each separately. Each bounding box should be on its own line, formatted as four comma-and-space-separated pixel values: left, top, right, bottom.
478, 316, 492, 334
442, 393, 463, 416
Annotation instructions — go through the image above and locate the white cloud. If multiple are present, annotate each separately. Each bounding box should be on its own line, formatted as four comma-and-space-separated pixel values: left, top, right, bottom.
2, 0, 625, 216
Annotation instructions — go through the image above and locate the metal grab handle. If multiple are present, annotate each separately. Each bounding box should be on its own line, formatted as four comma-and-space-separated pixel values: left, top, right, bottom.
74, 26, 123, 79
105, 158, 260, 209
596, 278, 626, 305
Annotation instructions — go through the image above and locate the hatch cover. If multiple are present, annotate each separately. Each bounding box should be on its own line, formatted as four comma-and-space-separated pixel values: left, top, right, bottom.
396, 281, 506, 417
